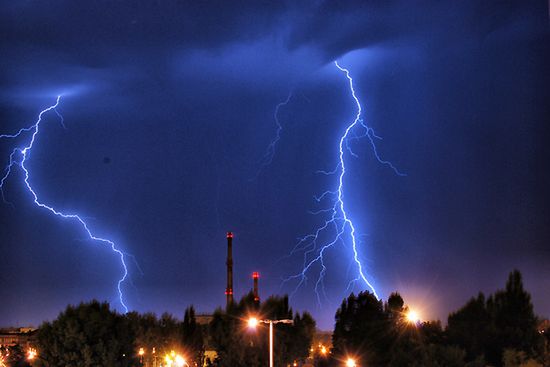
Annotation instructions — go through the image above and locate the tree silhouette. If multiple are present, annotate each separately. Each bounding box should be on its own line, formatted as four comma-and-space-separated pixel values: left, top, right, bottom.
182, 306, 205, 365
332, 291, 390, 365
447, 270, 543, 366
35, 300, 136, 367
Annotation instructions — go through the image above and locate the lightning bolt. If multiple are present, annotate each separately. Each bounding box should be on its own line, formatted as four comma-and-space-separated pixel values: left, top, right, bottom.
252, 91, 293, 179
0, 96, 130, 313
284, 61, 404, 304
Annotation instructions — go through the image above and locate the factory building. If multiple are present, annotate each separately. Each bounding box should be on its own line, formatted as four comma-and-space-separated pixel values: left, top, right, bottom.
0, 327, 37, 349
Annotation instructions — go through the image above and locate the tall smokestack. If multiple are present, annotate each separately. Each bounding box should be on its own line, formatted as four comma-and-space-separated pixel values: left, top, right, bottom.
253, 272, 260, 303
225, 232, 234, 307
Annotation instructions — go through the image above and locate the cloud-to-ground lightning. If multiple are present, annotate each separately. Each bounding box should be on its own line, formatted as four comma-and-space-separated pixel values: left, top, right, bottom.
0, 96, 130, 313
284, 61, 404, 304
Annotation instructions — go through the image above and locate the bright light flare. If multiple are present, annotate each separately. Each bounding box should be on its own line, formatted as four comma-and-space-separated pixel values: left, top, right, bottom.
248, 317, 259, 329
406, 309, 421, 324
0, 348, 7, 367
346, 357, 357, 367
164, 352, 187, 367
27, 348, 37, 361
175, 355, 186, 367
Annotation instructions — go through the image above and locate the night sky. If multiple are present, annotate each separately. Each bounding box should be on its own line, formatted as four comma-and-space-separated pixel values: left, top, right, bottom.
1, 1, 549, 330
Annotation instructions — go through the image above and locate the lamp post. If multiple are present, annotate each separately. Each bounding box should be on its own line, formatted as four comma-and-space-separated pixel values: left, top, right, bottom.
138, 347, 145, 365
248, 317, 293, 367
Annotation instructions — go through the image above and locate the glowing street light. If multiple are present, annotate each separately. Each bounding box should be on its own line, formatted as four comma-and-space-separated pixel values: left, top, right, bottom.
346, 357, 357, 367
175, 355, 188, 367
163, 352, 188, 367
0, 348, 8, 367
248, 317, 259, 328
27, 348, 37, 361
247, 316, 293, 367
138, 347, 145, 364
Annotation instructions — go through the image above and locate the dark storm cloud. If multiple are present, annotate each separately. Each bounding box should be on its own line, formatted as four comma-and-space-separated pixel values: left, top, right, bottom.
1, 1, 284, 55
287, 1, 549, 61
1, 0, 549, 329
0, 1, 291, 103
2, 1, 546, 94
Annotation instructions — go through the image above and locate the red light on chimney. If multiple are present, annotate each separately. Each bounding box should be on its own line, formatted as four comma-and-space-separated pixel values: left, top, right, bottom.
226, 232, 233, 238
253, 271, 260, 302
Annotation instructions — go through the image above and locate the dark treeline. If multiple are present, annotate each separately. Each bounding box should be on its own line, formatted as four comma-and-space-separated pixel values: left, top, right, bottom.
31, 302, 204, 366
323, 270, 549, 367
3, 270, 548, 367
22, 292, 315, 367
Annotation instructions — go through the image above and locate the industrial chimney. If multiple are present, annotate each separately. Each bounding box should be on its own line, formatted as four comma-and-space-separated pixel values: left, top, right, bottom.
225, 232, 234, 307
252, 272, 260, 303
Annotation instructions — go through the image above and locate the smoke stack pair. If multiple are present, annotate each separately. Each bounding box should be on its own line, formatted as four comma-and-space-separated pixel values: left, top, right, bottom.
225, 231, 260, 308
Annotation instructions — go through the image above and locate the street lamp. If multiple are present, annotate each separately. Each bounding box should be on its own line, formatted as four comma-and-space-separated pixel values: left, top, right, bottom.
248, 317, 259, 328
248, 317, 293, 367
138, 347, 145, 364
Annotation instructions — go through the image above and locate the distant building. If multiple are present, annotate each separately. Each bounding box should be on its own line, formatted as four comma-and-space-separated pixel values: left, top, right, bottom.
307, 329, 332, 365
313, 329, 332, 350
192, 313, 218, 366
195, 313, 214, 326
0, 327, 37, 348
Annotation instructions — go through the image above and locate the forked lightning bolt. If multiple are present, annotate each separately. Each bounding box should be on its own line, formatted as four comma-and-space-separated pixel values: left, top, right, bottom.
285, 61, 404, 304
0, 96, 130, 313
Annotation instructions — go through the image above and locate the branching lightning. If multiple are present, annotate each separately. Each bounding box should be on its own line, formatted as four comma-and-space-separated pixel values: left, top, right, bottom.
253, 91, 292, 178
0, 96, 130, 313
284, 61, 404, 304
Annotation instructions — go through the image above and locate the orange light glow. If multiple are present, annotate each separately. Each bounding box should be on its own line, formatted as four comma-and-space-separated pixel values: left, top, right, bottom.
248, 317, 259, 328
406, 310, 421, 324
